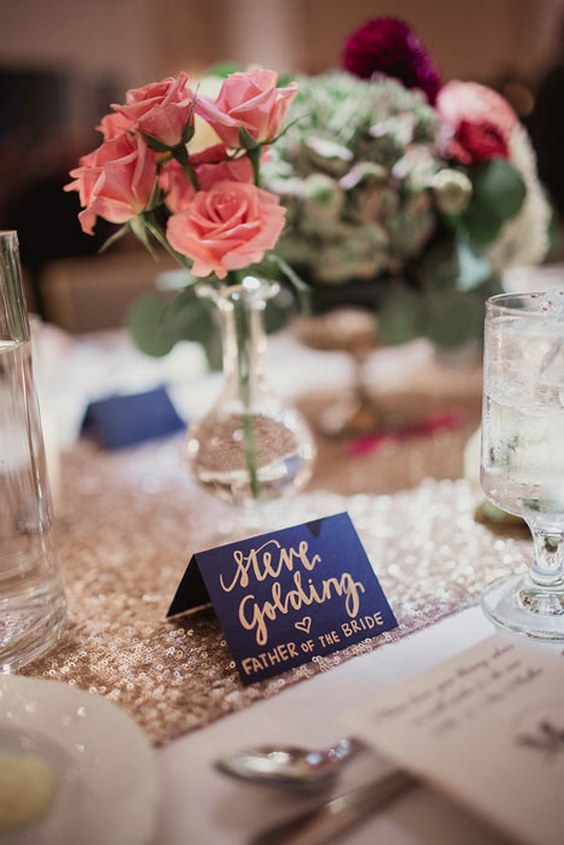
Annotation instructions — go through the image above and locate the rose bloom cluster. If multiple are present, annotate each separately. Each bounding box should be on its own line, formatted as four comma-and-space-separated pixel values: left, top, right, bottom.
65, 69, 297, 280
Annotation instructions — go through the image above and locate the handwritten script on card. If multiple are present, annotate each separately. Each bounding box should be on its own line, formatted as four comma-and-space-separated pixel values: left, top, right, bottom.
167, 513, 397, 684
345, 634, 564, 845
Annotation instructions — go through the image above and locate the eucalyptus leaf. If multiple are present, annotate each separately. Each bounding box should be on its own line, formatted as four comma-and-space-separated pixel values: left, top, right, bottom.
126, 294, 178, 357
126, 291, 219, 361
471, 160, 526, 223
460, 203, 502, 246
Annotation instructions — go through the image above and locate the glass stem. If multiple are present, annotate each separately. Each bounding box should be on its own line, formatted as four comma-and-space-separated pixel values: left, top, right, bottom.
529, 526, 564, 587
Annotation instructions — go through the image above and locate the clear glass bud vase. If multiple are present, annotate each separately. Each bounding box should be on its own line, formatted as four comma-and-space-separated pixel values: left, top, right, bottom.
185, 276, 315, 533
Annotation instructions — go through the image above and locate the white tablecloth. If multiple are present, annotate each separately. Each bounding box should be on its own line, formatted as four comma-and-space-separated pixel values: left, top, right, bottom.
155, 606, 514, 845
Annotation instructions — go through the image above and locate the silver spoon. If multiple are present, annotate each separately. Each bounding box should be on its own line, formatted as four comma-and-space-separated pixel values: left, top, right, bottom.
214, 737, 364, 790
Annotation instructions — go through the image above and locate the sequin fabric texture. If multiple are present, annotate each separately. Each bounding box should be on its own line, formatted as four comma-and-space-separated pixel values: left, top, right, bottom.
22, 427, 529, 746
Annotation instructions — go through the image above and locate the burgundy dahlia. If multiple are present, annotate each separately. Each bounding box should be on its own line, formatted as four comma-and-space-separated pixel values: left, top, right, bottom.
342, 17, 441, 104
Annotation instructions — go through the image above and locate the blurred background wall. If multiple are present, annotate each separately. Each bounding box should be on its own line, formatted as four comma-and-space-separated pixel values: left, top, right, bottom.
3, 0, 563, 93
1, 0, 563, 325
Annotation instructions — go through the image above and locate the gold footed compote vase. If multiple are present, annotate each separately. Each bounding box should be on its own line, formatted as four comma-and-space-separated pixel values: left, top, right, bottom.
480, 291, 564, 639
185, 276, 316, 540
291, 308, 396, 437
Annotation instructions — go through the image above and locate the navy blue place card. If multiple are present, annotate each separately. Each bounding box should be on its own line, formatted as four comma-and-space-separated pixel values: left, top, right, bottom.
167, 513, 398, 685
82, 386, 185, 450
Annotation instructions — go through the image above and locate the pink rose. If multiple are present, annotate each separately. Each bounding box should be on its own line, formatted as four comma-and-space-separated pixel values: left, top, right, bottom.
436, 81, 517, 162
96, 111, 134, 140
158, 160, 196, 213
113, 72, 195, 147
166, 180, 286, 278
191, 144, 254, 190
65, 134, 157, 234
159, 145, 253, 213
196, 69, 297, 148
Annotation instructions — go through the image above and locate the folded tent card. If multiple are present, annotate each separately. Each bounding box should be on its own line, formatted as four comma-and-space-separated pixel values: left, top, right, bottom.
167, 513, 398, 684
82, 386, 186, 450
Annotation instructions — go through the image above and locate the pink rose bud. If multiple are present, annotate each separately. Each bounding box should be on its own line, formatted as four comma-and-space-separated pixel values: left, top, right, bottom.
65, 134, 157, 234
166, 180, 286, 278
196, 69, 297, 149
113, 72, 195, 148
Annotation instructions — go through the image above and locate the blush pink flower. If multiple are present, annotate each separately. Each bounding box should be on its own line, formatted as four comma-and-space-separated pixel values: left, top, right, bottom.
112, 72, 195, 147
96, 111, 134, 140
191, 144, 254, 189
437, 81, 518, 163
158, 145, 253, 213
196, 69, 297, 148
64, 134, 157, 234
158, 160, 196, 213
166, 180, 286, 278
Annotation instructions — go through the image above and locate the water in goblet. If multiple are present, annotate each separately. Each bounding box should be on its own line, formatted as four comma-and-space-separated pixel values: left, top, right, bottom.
480, 290, 564, 639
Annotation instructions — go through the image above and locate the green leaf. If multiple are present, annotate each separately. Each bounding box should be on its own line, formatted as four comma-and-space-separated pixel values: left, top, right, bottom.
126, 291, 220, 361
378, 286, 422, 345
419, 290, 485, 348
471, 159, 526, 223
204, 61, 241, 78
126, 294, 178, 357
460, 203, 503, 246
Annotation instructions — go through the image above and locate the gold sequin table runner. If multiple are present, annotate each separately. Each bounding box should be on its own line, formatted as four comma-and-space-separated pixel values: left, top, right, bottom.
22, 423, 530, 746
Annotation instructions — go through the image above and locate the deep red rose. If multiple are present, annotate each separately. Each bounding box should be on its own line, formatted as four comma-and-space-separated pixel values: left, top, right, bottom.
342, 17, 441, 104
451, 119, 509, 164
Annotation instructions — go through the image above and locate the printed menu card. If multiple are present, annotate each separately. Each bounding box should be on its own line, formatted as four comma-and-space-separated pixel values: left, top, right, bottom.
344, 634, 564, 845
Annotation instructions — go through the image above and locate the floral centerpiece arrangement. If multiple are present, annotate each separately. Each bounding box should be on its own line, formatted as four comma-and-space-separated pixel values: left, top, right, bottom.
262, 17, 552, 348
66, 67, 318, 508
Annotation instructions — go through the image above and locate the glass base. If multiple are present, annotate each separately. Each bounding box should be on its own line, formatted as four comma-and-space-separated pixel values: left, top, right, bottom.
0, 592, 66, 672
481, 573, 564, 640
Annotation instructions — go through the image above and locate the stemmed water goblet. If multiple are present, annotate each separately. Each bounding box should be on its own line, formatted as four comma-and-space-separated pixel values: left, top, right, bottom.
480, 290, 564, 639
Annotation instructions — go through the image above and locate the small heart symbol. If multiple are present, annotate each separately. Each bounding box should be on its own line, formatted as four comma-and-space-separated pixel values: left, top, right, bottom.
294, 616, 312, 634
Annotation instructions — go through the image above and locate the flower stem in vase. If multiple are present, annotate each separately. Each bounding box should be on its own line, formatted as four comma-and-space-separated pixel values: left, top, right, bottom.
232, 288, 261, 501
185, 276, 315, 539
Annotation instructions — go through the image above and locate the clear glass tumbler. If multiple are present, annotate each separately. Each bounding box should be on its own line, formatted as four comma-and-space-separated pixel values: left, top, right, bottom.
0, 230, 66, 670
480, 290, 564, 639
